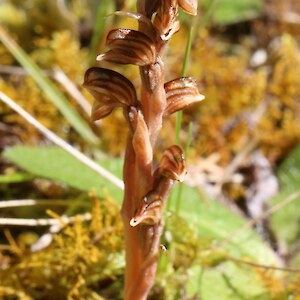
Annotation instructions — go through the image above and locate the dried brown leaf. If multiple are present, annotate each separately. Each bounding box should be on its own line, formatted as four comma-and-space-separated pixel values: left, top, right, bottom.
164, 77, 205, 116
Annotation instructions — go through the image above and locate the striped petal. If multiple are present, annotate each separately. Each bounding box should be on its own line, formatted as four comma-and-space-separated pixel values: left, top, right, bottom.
153, 0, 180, 41
97, 29, 156, 66
164, 77, 204, 116
83, 67, 138, 120
130, 194, 163, 226
154, 145, 186, 182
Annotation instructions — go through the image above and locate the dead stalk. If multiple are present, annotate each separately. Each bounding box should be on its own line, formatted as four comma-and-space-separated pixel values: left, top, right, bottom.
84, 1, 204, 298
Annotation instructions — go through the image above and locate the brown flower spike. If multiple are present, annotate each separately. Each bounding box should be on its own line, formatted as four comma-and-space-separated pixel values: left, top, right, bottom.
84, 0, 203, 299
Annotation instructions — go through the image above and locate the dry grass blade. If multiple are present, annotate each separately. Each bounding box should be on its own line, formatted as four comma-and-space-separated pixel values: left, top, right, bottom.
218, 190, 300, 248
0, 213, 91, 226
0, 91, 124, 190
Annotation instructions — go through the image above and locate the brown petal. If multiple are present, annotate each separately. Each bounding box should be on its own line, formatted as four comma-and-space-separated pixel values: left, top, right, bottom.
164, 77, 205, 116
137, 0, 161, 17
83, 67, 138, 120
153, 0, 180, 41
97, 29, 156, 66
91, 101, 116, 121
130, 194, 163, 226
178, 0, 197, 15
155, 145, 186, 182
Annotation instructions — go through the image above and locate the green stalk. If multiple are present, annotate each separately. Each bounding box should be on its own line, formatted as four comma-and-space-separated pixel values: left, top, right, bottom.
175, 25, 194, 144
0, 27, 99, 146
173, 23, 195, 213
175, 122, 193, 213
89, 0, 114, 65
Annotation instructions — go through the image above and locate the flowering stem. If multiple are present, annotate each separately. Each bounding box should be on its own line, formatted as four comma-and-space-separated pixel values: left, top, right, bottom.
84, 1, 203, 298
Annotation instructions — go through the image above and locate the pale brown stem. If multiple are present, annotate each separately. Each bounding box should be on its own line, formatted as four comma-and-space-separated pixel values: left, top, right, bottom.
122, 60, 167, 300
140, 60, 166, 147
121, 2, 173, 299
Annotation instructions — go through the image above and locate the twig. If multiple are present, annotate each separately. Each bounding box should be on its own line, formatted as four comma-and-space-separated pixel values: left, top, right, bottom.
0, 212, 91, 226
52, 66, 92, 116
0, 199, 73, 208
228, 256, 300, 273
0, 64, 92, 116
218, 190, 300, 248
0, 91, 124, 190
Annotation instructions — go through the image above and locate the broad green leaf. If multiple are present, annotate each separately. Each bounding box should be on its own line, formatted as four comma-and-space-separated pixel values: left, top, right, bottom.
169, 185, 279, 299
203, 0, 263, 25
271, 143, 300, 245
3, 146, 123, 203
0, 27, 99, 146
200, 262, 269, 300
170, 184, 279, 265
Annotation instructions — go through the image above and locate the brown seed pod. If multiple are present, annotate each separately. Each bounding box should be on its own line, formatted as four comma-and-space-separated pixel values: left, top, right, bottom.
164, 77, 205, 116
154, 145, 186, 182
97, 29, 156, 66
83, 67, 138, 120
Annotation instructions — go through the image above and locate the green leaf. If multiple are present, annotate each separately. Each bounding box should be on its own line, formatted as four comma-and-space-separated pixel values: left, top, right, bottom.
3, 146, 123, 203
0, 27, 99, 146
170, 184, 279, 264
200, 262, 269, 300
169, 185, 279, 299
203, 0, 263, 25
271, 143, 300, 245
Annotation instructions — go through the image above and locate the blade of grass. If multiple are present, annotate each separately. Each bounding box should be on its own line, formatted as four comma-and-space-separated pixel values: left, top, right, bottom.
175, 25, 194, 145
0, 26, 99, 146
89, 0, 114, 65
171, 23, 195, 212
